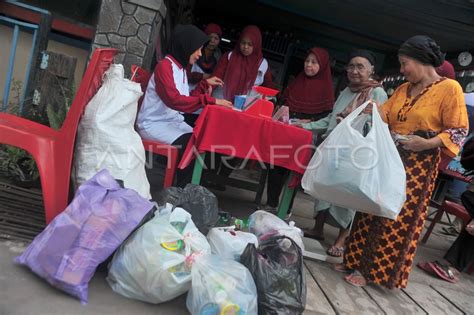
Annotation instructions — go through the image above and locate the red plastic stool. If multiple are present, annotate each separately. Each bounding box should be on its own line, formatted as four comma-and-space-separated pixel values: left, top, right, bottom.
0, 48, 117, 223
422, 200, 472, 244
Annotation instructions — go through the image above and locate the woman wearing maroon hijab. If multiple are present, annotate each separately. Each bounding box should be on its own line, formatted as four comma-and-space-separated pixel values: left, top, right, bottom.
188, 23, 223, 85
213, 25, 275, 101
283, 47, 335, 120
436, 60, 456, 79
185, 23, 224, 127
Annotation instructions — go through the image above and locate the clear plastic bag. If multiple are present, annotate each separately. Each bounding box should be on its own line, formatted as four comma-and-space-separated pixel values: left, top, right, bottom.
186, 255, 258, 315
107, 206, 211, 304
248, 210, 304, 250
207, 227, 258, 261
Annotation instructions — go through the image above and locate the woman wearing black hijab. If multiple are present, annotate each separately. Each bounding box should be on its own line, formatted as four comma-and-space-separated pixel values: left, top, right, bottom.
137, 24, 232, 187
338, 35, 469, 289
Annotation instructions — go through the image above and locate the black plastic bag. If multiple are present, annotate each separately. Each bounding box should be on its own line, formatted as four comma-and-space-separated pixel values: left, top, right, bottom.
240, 235, 306, 314
155, 186, 182, 206
155, 184, 219, 235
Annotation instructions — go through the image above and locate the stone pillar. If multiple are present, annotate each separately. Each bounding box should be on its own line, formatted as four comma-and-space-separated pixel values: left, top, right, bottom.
91, 0, 167, 75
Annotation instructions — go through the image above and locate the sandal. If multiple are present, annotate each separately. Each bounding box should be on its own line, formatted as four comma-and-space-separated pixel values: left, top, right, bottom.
417, 261, 437, 275
429, 261, 460, 283
333, 263, 352, 273
345, 270, 367, 287
327, 245, 345, 257
302, 228, 325, 241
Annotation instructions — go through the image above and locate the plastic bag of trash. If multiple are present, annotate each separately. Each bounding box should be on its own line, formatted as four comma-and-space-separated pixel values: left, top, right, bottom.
207, 227, 258, 261
156, 184, 219, 235
240, 235, 306, 314
186, 255, 258, 315
107, 206, 211, 304
248, 210, 304, 250
15, 169, 154, 304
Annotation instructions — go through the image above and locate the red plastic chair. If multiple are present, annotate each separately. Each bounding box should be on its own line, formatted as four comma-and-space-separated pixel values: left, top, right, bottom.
422, 199, 472, 244
131, 65, 178, 188
0, 48, 117, 223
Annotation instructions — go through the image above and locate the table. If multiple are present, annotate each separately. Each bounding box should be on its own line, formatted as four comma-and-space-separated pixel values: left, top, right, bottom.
179, 106, 314, 218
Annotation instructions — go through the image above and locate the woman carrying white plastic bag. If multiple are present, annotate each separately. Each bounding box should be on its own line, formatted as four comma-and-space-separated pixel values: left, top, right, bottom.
302, 100, 406, 219
338, 36, 468, 289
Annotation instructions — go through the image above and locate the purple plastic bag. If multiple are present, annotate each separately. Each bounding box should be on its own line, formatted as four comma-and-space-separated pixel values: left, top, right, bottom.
15, 169, 154, 304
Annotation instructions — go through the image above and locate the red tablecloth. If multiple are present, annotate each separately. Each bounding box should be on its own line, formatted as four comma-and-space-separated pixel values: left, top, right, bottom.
179, 106, 314, 179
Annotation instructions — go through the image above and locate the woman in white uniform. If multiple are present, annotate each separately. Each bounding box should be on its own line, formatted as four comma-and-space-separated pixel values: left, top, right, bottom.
137, 24, 232, 187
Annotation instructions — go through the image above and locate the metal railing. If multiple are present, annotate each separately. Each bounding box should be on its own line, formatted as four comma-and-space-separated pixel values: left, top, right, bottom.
1, 16, 38, 112
1, 0, 50, 114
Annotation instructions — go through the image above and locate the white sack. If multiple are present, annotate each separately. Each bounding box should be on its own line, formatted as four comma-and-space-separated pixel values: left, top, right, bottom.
73, 64, 150, 198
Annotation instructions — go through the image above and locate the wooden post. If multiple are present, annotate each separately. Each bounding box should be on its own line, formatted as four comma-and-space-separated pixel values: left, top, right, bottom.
22, 12, 52, 117
26, 51, 77, 125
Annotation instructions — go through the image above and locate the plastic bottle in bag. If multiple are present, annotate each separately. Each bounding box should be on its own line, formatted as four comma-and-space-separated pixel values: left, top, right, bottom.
232, 217, 249, 231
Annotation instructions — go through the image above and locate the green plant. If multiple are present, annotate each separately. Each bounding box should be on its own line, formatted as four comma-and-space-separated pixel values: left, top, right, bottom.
0, 79, 39, 182
46, 81, 74, 130
4, 79, 22, 115
0, 78, 73, 183
0, 145, 39, 181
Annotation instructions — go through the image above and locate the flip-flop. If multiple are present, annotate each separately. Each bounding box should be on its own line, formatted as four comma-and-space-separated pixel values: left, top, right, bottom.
429, 261, 459, 283
345, 271, 367, 287
327, 245, 345, 257
302, 228, 325, 241
435, 260, 461, 277
417, 261, 437, 275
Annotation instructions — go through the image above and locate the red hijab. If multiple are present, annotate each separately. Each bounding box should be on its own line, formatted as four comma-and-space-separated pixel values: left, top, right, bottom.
436, 60, 455, 79
223, 25, 263, 100
204, 23, 222, 37
285, 48, 335, 114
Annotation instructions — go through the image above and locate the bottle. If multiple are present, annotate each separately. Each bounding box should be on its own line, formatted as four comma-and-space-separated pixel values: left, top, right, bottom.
218, 211, 231, 225
232, 218, 249, 230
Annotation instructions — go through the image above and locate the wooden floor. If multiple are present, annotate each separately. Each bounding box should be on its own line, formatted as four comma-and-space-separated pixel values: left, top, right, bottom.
302, 246, 474, 315
197, 172, 474, 315
1, 172, 473, 314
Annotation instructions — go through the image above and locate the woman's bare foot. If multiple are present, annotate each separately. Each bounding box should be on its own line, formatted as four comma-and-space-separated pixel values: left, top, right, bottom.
345, 270, 367, 287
